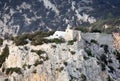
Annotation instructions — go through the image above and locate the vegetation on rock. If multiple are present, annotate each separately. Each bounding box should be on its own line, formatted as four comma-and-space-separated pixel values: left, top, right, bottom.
0, 45, 9, 67
67, 38, 77, 45
81, 73, 87, 81
6, 67, 22, 75
12, 31, 54, 46
0, 38, 3, 46
31, 49, 45, 56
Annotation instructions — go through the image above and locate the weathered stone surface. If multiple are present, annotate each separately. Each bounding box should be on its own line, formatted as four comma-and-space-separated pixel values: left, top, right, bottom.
0, 32, 119, 81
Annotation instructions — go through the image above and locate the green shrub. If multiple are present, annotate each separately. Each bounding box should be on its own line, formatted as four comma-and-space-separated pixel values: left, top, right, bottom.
90, 39, 98, 44
85, 49, 93, 57
67, 39, 77, 45
83, 55, 89, 60
22, 64, 27, 69
108, 59, 113, 63
32, 70, 37, 74
36, 50, 45, 56
13, 31, 54, 46
74, 27, 89, 32
101, 63, 106, 71
34, 60, 43, 66
81, 73, 87, 81
100, 44, 109, 53
22, 64, 31, 69
107, 75, 113, 81
115, 50, 120, 63
32, 49, 48, 61
31, 49, 45, 56
64, 62, 68, 66
56, 67, 64, 72
100, 54, 107, 65
91, 29, 101, 33
30, 31, 54, 45
0, 45, 9, 67
70, 51, 76, 55
31, 37, 48, 45
50, 38, 65, 44
51, 45, 57, 48
13, 34, 28, 46
28, 65, 31, 69
0, 38, 3, 46
108, 66, 114, 73
69, 75, 74, 81
6, 67, 22, 75
31, 38, 65, 45
43, 56, 49, 61
4, 78, 9, 81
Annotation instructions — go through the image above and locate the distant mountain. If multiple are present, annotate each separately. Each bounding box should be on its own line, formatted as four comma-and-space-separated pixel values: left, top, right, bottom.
0, 0, 120, 36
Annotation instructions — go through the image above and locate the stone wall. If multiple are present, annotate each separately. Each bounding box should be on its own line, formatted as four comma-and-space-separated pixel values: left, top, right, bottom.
64, 28, 74, 41
64, 28, 113, 46
82, 33, 114, 45
64, 28, 81, 41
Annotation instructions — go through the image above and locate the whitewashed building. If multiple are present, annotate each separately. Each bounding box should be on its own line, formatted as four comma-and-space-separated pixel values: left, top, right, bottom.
47, 31, 66, 39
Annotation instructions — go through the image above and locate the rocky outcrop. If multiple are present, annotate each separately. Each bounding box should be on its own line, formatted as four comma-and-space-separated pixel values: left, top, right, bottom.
0, 33, 119, 81
1, 0, 120, 37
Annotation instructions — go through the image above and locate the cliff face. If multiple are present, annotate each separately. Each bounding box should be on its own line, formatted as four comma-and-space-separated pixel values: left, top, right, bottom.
0, 33, 120, 81
0, 0, 120, 37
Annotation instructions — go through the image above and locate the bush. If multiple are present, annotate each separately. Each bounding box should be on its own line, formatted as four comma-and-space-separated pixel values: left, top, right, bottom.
56, 67, 64, 72
108, 59, 113, 63
64, 62, 68, 66
34, 60, 43, 66
67, 39, 77, 45
0, 38, 3, 46
101, 63, 106, 71
32, 70, 37, 74
108, 66, 114, 73
69, 75, 74, 81
74, 27, 89, 32
31, 49, 45, 56
36, 50, 45, 56
91, 29, 101, 33
100, 44, 109, 53
83, 55, 89, 60
100, 54, 107, 65
115, 50, 120, 63
70, 51, 76, 55
13, 34, 28, 46
90, 39, 98, 44
0, 45, 9, 67
51, 45, 57, 48
4, 78, 9, 81
81, 73, 87, 81
30, 31, 54, 45
50, 38, 65, 44
12, 30, 65, 46
107, 75, 113, 81
6, 67, 22, 75
31, 37, 49, 45
85, 49, 93, 57
22, 64, 27, 69
13, 31, 54, 46
31, 38, 65, 45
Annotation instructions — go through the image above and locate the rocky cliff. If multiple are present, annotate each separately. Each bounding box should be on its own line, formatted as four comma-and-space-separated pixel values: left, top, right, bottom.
0, 32, 120, 81
0, 0, 120, 37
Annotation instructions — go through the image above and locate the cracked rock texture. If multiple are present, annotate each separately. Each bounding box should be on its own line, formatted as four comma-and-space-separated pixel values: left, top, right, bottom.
0, 34, 120, 81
